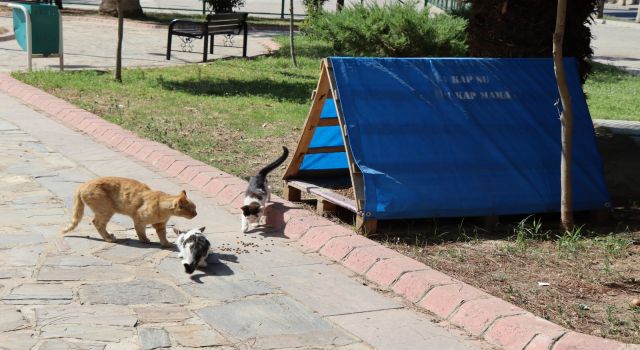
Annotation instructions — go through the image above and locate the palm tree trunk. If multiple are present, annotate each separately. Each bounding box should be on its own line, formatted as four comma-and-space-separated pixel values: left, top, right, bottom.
115, 0, 124, 82
553, 0, 574, 231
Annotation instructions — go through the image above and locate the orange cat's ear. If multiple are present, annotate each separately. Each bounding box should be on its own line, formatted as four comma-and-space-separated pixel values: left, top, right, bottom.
177, 190, 187, 206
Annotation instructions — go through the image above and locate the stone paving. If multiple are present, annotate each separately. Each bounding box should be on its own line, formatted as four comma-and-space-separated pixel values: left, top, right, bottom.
0, 90, 493, 349
0, 13, 280, 72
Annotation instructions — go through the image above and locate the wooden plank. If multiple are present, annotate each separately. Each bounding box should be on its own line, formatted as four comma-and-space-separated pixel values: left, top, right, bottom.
325, 58, 366, 213
306, 146, 345, 154
288, 180, 357, 213
317, 118, 339, 127
283, 60, 332, 179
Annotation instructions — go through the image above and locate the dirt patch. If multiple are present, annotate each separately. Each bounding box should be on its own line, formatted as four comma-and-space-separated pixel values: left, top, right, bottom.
369, 213, 640, 344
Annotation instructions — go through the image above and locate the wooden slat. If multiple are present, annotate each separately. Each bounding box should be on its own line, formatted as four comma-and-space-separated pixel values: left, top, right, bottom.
305, 146, 345, 154
317, 118, 339, 127
287, 180, 357, 213
283, 60, 331, 179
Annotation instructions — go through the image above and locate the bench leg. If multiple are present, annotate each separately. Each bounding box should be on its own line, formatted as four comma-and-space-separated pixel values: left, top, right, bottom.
203, 35, 208, 62
210, 34, 214, 54
166, 32, 172, 60
243, 27, 248, 57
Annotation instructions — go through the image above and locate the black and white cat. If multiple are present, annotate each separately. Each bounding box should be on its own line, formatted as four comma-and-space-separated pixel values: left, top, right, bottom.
241, 146, 289, 232
174, 226, 211, 274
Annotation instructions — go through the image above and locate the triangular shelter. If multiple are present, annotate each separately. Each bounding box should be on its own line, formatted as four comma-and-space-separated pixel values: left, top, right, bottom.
284, 57, 610, 230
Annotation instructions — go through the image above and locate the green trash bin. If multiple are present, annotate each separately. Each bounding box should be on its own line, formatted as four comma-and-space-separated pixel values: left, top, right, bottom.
8, 2, 64, 71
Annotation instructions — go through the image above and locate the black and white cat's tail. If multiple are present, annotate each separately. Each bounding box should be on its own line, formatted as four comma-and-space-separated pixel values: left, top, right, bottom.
258, 147, 289, 177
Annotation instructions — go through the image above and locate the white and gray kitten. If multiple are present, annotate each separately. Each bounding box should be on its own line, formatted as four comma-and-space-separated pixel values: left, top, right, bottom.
241, 146, 289, 232
174, 226, 211, 274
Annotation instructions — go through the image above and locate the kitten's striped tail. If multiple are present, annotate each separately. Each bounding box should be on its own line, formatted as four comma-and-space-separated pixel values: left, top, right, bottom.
61, 187, 84, 233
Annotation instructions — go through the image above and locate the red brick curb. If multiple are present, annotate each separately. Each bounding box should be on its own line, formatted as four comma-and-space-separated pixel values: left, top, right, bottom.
1, 73, 636, 350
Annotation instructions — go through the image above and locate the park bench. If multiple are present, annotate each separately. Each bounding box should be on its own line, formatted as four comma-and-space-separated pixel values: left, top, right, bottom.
166, 12, 248, 62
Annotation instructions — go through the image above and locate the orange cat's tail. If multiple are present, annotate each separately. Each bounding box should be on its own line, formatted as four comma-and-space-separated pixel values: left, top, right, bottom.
62, 187, 84, 233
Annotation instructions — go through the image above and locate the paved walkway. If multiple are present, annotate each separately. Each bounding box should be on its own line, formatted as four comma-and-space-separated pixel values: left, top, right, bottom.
591, 19, 640, 74
0, 89, 492, 349
0, 13, 280, 72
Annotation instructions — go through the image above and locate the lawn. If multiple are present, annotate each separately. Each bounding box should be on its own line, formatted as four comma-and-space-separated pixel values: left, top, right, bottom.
12, 36, 640, 343
13, 37, 331, 181
584, 62, 640, 121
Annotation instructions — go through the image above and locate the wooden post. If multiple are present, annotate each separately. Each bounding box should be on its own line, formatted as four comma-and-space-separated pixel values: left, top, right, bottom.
317, 199, 337, 216
356, 216, 377, 235
283, 185, 302, 202
553, 0, 574, 232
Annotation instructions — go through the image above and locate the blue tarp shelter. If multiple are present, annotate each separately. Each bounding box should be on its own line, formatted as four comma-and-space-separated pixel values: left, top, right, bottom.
283, 57, 610, 231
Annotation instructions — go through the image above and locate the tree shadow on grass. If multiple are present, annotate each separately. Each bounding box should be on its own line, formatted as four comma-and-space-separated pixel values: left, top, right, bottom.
160, 77, 313, 104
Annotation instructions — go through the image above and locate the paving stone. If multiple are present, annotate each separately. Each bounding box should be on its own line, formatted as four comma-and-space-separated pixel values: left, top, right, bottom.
328, 308, 481, 350
197, 295, 357, 349
165, 324, 227, 347
37, 265, 129, 281
138, 328, 171, 350
3, 283, 73, 304
40, 324, 134, 342
133, 305, 192, 324
266, 263, 401, 316
0, 268, 30, 279
79, 279, 188, 305
158, 257, 276, 301
96, 240, 162, 264
0, 233, 46, 248
44, 255, 112, 267
0, 306, 27, 332
39, 340, 106, 350
0, 245, 44, 266
0, 331, 38, 350
36, 304, 138, 327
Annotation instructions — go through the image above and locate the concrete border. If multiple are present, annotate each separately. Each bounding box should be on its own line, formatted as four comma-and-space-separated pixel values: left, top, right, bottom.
0, 73, 636, 350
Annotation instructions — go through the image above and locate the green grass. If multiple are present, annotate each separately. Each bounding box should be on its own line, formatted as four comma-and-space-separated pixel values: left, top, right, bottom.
12, 36, 331, 178
584, 62, 640, 121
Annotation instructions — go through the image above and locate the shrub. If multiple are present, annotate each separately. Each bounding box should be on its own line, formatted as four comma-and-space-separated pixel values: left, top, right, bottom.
302, 2, 468, 57
202, 0, 245, 13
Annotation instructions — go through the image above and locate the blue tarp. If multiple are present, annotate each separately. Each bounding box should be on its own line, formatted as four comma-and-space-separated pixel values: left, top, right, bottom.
302, 57, 609, 220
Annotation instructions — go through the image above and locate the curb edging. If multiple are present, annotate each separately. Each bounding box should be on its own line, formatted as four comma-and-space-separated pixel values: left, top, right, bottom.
0, 73, 636, 350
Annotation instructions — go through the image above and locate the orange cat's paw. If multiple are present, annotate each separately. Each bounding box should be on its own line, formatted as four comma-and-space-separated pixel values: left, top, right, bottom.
105, 234, 117, 243
139, 237, 151, 243
160, 241, 173, 248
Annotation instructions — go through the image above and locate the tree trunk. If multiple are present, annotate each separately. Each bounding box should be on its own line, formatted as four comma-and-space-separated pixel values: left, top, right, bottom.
553, 0, 574, 231
337, 0, 344, 11
597, 0, 605, 18
115, 0, 124, 82
100, 0, 143, 18
289, 0, 297, 67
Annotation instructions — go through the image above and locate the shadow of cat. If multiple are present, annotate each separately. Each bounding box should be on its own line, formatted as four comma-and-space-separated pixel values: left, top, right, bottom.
65, 235, 170, 250
188, 253, 236, 283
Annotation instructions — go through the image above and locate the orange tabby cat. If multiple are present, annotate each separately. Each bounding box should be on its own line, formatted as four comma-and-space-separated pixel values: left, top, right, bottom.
62, 177, 197, 247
